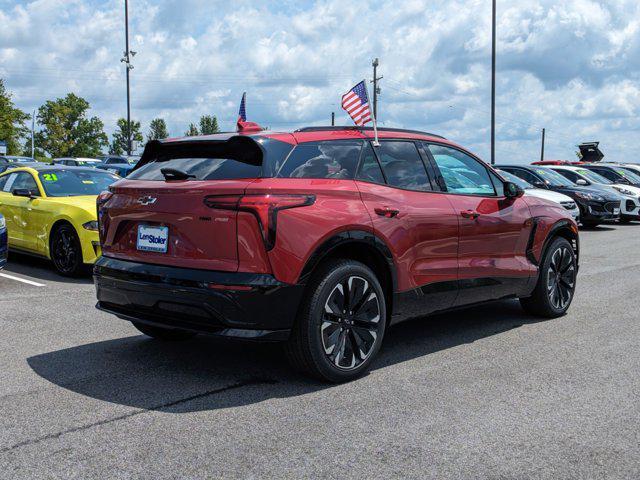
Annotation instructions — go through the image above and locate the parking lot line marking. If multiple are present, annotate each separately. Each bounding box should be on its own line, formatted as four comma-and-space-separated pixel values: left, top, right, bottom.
0, 273, 46, 287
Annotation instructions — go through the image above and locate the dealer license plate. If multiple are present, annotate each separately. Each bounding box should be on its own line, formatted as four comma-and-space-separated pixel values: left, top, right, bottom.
137, 225, 169, 253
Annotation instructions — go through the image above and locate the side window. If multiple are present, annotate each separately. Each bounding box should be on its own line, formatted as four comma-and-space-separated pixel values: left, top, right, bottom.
356, 142, 385, 184
277, 141, 362, 179
489, 171, 505, 196
428, 144, 495, 195
12, 172, 40, 196
375, 141, 432, 191
0, 175, 8, 191
509, 168, 540, 186
554, 169, 579, 183
590, 168, 617, 182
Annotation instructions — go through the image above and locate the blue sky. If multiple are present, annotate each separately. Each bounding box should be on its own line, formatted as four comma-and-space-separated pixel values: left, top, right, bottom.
1, 0, 639, 162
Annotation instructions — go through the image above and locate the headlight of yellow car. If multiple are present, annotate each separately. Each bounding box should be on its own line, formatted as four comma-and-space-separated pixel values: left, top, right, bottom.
83, 221, 99, 231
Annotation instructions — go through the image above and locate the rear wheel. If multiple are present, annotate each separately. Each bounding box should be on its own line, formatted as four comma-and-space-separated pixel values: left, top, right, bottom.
132, 321, 196, 341
520, 237, 577, 318
50, 224, 84, 277
285, 259, 386, 383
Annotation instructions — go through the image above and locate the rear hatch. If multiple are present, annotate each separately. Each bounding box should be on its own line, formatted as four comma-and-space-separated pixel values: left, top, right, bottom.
99, 135, 293, 272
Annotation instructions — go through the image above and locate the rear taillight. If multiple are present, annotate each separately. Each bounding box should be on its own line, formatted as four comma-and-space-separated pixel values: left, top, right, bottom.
96, 190, 114, 242
204, 194, 315, 250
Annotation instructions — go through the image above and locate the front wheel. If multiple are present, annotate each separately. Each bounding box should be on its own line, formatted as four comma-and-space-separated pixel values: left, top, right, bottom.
285, 259, 387, 383
50, 224, 84, 277
520, 237, 577, 318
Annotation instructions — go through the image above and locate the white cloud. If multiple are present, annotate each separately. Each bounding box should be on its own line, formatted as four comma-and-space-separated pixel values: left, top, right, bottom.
0, 0, 639, 162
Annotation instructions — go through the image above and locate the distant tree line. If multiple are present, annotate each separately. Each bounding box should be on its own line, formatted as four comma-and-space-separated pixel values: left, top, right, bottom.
0, 79, 221, 159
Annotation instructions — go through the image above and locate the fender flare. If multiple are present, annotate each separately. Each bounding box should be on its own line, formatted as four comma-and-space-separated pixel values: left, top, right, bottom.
298, 229, 397, 292
527, 218, 579, 266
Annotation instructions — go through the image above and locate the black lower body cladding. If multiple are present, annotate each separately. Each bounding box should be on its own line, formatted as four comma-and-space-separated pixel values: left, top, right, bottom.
94, 256, 304, 341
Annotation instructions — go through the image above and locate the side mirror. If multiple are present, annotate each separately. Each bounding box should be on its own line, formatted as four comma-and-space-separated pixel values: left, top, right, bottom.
12, 188, 35, 198
576, 178, 589, 186
504, 181, 525, 199
532, 180, 546, 189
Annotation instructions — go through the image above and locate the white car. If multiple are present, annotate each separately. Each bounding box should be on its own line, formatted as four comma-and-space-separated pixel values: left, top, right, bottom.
549, 165, 640, 222
497, 169, 580, 220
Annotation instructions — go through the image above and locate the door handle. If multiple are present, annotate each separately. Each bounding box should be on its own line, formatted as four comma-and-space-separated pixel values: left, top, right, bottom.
375, 207, 400, 218
460, 210, 480, 219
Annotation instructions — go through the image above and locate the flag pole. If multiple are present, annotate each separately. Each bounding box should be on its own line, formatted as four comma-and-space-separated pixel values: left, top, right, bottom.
363, 79, 380, 147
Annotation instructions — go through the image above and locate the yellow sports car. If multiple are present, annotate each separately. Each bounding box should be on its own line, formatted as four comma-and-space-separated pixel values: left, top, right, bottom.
0, 165, 119, 276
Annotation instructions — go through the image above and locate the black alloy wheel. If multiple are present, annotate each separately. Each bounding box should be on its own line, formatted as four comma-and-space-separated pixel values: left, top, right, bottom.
546, 245, 576, 311
286, 259, 387, 382
321, 275, 382, 370
51, 224, 84, 277
520, 236, 577, 318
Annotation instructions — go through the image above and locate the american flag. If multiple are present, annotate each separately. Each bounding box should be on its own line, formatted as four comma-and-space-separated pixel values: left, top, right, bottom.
342, 81, 372, 126
238, 92, 247, 122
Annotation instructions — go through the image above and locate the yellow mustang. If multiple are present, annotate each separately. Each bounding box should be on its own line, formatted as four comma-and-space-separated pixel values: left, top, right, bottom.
0, 165, 119, 276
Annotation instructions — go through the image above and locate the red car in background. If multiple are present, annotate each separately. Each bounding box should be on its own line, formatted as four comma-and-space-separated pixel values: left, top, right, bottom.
94, 126, 579, 382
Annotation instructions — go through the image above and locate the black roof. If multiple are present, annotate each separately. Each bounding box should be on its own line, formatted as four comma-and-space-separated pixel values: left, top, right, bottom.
294, 126, 446, 139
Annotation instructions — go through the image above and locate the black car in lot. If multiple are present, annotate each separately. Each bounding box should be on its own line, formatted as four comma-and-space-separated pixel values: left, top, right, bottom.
498, 164, 621, 227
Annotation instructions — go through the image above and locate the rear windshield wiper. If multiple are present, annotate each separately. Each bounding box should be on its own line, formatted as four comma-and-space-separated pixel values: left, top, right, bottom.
160, 168, 196, 180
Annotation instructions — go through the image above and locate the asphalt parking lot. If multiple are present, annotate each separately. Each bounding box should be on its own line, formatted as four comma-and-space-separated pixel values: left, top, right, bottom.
1, 224, 639, 479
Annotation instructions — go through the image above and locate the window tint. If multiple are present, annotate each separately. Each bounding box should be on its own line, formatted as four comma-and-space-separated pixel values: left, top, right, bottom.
277, 141, 362, 179
0, 175, 8, 190
553, 169, 580, 183
356, 142, 385, 184
428, 144, 494, 195
12, 172, 40, 196
39, 170, 119, 197
1, 173, 17, 192
505, 168, 542, 186
589, 168, 619, 182
376, 141, 431, 191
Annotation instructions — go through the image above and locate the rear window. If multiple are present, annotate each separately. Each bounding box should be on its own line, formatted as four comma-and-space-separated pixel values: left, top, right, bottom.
129, 137, 293, 181
276, 140, 362, 179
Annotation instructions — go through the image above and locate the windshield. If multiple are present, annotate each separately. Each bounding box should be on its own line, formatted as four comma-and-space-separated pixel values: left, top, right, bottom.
532, 168, 575, 187
39, 170, 119, 197
76, 160, 102, 166
497, 170, 532, 189
576, 168, 613, 184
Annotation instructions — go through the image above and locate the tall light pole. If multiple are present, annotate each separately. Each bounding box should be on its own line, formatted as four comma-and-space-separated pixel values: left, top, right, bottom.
31, 110, 35, 157
540, 128, 546, 162
121, 0, 136, 155
491, 0, 496, 165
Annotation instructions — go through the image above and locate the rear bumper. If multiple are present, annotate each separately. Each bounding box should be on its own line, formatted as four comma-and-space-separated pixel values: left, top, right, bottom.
93, 256, 303, 341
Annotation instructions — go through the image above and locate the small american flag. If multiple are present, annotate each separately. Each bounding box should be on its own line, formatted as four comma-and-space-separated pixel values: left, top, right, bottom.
342, 81, 372, 126
238, 92, 247, 122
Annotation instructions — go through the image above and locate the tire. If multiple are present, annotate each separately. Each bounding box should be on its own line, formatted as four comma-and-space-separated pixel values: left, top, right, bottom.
50, 224, 85, 277
285, 259, 387, 383
132, 321, 197, 341
520, 237, 577, 318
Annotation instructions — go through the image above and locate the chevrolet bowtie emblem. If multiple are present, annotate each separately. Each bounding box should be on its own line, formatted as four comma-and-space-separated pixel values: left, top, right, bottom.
137, 196, 157, 206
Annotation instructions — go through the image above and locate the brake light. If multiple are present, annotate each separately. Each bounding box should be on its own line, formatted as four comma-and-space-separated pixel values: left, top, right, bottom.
204, 194, 315, 250
96, 190, 114, 242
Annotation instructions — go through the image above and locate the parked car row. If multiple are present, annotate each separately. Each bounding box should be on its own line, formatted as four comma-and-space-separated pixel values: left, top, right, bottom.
1, 127, 637, 381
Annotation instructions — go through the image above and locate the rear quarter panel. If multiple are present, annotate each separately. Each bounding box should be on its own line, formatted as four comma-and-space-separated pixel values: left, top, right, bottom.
246, 178, 374, 284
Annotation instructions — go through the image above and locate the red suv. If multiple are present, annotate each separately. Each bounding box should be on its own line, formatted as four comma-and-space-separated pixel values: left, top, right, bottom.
94, 126, 579, 382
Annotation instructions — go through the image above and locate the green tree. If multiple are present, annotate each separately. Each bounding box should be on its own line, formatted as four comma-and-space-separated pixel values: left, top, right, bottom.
0, 79, 30, 155
34, 93, 107, 157
147, 118, 169, 141
185, 123, 199, 136
110, 118, 143, 155
199, 115, 220, 135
